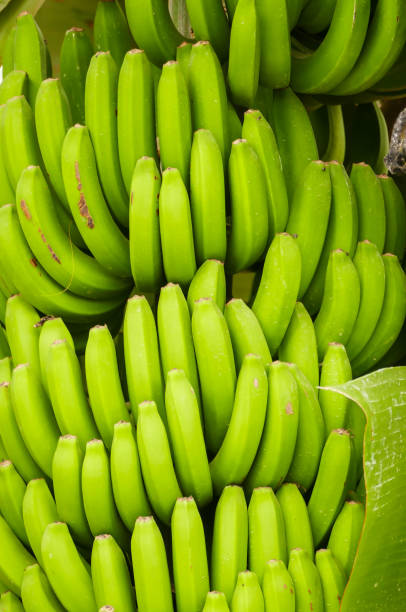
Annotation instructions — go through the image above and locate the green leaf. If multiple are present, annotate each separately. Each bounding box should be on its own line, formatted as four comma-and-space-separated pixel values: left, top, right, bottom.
326, 367, 406, 611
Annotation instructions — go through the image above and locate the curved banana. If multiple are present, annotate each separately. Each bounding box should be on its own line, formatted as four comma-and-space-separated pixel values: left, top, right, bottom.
227, 139, 269, 273
0, 591, 24, 610
191, 297, 236, 454
262, 559, 295, 612
110, 421, 151, 531
21, 563, 64, 612
257, 0, 290, 89
246, 360, 299, 493
123, 295, 165, 423
211, 486, 248, 603
61, 124, 131, 278
380, 174, 406, 261
190, 129, 227, 264
242, 109, 289, 240
303, 161, 358, 315
0, 71, 28, 105
131, 515, 174, 612
38, 317, 74, 395
13, 12, 48, 106
22, 478, 58, 567
288, 548, 323, 612
91, 534, 136, 611
118, 50, 157, 194
319, 343, 352, 435
297, 0, 337, 34
60, 27, 93, 125
351, 253, 406, 376
350, 162, 386, 252
252, 233, 302, 355
10, 363, 60, 477
185, 0, 229, 62
0, 460, 28, 546
230, 571, 264, 611
93, 0, 133, 67
291, 0, 371, 94
224, 298, 271, 371
322, 105, 346, 164
248, 487, 287, 583
346, 241, 385, 360
5, 294, 40, 376
85, 325, 128, 450
327, 500, 365, 577
0, 514, 34, 597
187, 259, 226, 314
315, 548, 346, 611
159, 167, 197, 286
172, 496, 210, 612
41, 522, 96, 612
137, 400, 182, 525
271, 87, 319, 200
125, 0, 185, 66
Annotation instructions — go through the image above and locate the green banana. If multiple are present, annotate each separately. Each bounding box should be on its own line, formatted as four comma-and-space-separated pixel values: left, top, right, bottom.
21, 563, 64, 612
252, 233, 302, 355
118, 50, 157, 194
322, 105, 346, 164
271, 87, 319, 200
351, 253, 406, 376
380, 174, 406, 261
172, 496, 210, 612
248, 487, 287, 583
278, 302, 319, 388
187, 259, 226, 314
230, 571, 264, 611
262, 559, 295, 612
52, 434, 92, 547
165, 368, 212, 504
315, 548, 346, 611
13, 12, 48, 106
185, 0, 229, 62
93, 0, 134, 67
85, 325, 128, 450
314, 249, 360, 360
61, 124, 131, 278
159, 167, 197, 286
129, 156, 163, 292
38, 317, 74, 395
22, 478, 58, 568
350, 162, 386, 252
227, 138, 269, 273
308, 428, 352, 546
227, 0, 260, 107
123, 295, 165, 423
345, 102, 389, 175
242, 109, 289, 241
110, 421, 151, 531
10, 363, 60, 477
0, 71, 28, 105
82, 439, 128, 550
319, 343, 352, 435
0, 514, 34, 596
131, 515, 174, 612
5, 294, 40, 376
190, 129, 227, 264
327, 500, 365, 577
246, 360, 299, 493
41, 522, 97, 612
91, 534, 136, 611
0, 591, 24, 611
297, 0, 337, 34
192, 297, 236, 454
290, 0, 371, 94
0, 460, 28, 546
0, 106, 14, 207
0, 357, 11, 384
344, 400, 366, 484
203, 592, 230, 611
257, 0, 291, 88
288, 548, 324, 612
0, 325, 9, 359
60, 27, 93, 125
346, 241, 386, 360
1, 25, 16, 79
211, 486, 248, 603
137, 400, 182, 524
176, 41, 192, 82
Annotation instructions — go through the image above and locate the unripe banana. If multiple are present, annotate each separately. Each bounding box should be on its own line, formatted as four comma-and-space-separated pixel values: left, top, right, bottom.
224, 298, 271, 371
248, 487, 287, 583
21, 563, 64, 612
227, 138, 269, 273
350, 162, 386, 252
0, 357, 10, 384
91, 534, 136, 611
211, 486, 248, 603
210, 353, 268, 494
52, 435, 92, 547
319, 343, 352, 436
0, 514, 34, 596
13, 12, 48, 106
192, 297, 236, 454
252, 233, 301, 355
257, 0, 290, 89
278, 302, 319, 387
344, 401, 366, 485
230, 571, 264, 611
262, 559, 295, 612
276, 483, 314, 559
131, 515, 174, 612
288, 548, 323, 612
246, 360, 299, 493
60, 27, 93, 124
1, 25, 16, 79
93, 0, 134, 67
5, 295, 40, 377
137, 401, 182, 524
328, 500, 365, 577
123, 295, 165, 423
315, 548, 346, 612
0, 71, 28, 105
85, 325, 128, 450
0, 105, 14, 207
0, 326, 9, 359
0, 461, 28, 546
190, 129, 227, 264
380, 175, 406, 261
185, 0, 229, 62
41, 522, 97, 612
187, 259, 226, 314
0, 591, 24, 611
176, 41, 192, 82
38, 317, 74, 395
203, 592, 230, 611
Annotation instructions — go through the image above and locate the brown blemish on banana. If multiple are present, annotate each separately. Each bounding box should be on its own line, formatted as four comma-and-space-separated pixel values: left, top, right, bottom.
285, 402, 294, 415
34, 315, 56, 328
37, 228, 61, 264
30, 258, 38, 267
20, 200, 31, 220
74, 161, 95, 228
